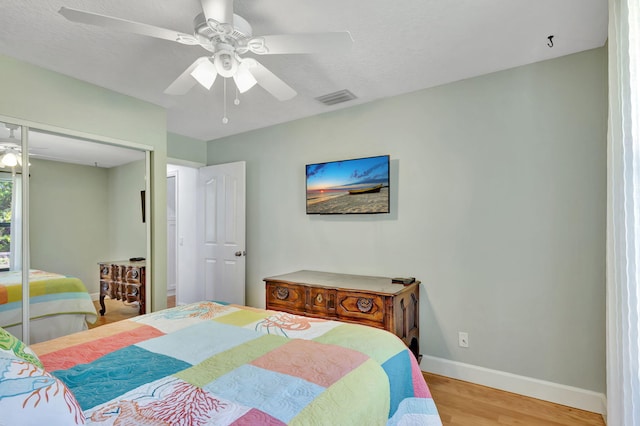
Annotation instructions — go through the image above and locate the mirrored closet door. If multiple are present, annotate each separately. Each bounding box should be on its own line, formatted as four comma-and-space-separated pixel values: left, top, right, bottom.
0, 121, 150, 344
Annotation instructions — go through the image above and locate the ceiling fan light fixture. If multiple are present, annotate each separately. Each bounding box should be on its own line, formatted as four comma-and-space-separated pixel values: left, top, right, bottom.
190, 58, 218, 90
214, 51, 238, 78
233, 63, 257, 93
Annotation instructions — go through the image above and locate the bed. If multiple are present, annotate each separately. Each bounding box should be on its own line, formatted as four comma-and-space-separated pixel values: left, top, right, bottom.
0, 269, 97, 343
0, 301, 444, 425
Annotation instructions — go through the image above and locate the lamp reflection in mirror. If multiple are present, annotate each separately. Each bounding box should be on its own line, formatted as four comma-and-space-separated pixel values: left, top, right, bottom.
1, 152, 18, 167
0, 149, 22, 167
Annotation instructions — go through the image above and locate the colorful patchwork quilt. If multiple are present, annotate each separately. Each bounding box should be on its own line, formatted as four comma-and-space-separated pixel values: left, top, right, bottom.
31, 301, 442, 425
0, 269, 97, 328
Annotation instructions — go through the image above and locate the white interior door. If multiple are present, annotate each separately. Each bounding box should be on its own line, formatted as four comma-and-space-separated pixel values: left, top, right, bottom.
197, 161, 246, 305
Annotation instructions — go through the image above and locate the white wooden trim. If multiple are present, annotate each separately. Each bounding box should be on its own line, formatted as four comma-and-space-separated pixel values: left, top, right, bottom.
421, 355, 607, 415
145, 152, 152, 312
167, 170, 179, 304
20, 126, 30, 344
168, 158, 206, 168
0, 114, 154, 152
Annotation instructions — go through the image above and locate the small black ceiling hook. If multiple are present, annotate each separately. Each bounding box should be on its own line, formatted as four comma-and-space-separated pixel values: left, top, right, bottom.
547, 35, 554, 48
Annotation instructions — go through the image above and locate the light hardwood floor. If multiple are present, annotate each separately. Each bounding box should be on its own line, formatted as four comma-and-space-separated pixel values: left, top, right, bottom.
90, 298, 605, 425
423, 372, 605, 425
89, 296, 175, 329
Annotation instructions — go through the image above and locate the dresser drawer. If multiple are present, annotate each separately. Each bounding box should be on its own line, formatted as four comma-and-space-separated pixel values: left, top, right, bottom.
306, 287, 337, 316
124, 283, 142, 303
336, 291, 385, 325
266, 282, 305, 313
112, 265, 122, 282
99, 264, 112, 280
122, 266, 143, 283
108, 281, 123, 299
99, 280, 110, 296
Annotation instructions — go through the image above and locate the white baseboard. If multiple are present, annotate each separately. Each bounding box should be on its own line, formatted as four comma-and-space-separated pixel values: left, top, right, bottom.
421, 355, 607, 416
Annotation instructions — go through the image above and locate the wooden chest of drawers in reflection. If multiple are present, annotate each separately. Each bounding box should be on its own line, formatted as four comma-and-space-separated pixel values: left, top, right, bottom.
98, 261, 146, 316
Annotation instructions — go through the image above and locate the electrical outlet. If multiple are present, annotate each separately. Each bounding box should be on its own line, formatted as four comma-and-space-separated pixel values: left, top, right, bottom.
458, 331, 469, 348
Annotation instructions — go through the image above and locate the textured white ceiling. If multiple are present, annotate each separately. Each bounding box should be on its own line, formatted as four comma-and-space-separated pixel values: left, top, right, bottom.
0, 0, 608, 144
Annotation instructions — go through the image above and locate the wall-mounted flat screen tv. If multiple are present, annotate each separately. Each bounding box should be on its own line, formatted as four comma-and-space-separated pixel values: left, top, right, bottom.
306, 155, 390, 214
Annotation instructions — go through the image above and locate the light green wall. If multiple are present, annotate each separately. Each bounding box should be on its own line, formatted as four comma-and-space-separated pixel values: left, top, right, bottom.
167, 132, 207, 164
107, 160, 146, 260
207, 48, 607, 393
29, 159, 147, 294
29, 159, 109, 292
0, 54, 168, 311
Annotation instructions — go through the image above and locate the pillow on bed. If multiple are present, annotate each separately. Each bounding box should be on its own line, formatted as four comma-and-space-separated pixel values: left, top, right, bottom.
0, 351, 85, 425
0, 326, 43, 368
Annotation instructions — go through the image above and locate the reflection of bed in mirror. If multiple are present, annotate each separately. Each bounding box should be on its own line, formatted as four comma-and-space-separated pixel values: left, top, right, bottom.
0, 269, 97, 343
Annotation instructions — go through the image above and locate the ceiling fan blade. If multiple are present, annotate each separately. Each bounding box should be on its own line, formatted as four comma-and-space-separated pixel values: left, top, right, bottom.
165, 57, 212, 95
255, 32, 353, 55
244, 59, 296, 101
59, 7, 198, 45
200, 0, 233, 25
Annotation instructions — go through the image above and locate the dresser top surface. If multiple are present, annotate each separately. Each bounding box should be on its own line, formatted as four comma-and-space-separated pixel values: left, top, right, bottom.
263, 270, 417, 294
99, 260, 146, 267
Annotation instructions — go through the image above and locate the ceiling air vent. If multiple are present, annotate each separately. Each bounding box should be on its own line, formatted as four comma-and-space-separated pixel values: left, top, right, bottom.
315, 89, 357, 106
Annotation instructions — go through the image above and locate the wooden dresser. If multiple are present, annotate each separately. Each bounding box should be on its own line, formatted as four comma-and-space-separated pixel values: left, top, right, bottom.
264, 270, 420, 361
98, 260, 146, 316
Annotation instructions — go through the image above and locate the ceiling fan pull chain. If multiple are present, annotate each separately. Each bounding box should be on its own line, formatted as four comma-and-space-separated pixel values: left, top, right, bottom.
222, 78, 229, 124
234, 86, 240, 106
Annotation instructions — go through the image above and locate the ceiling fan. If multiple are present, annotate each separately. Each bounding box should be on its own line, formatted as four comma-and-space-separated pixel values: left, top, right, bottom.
59, 0, 353, 105
0, 124, 48, 169
0, 124, 24, 168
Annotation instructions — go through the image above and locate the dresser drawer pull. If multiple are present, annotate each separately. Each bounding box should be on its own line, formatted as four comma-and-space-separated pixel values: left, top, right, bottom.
276, 287, 289, 300
356, 298, 374, 313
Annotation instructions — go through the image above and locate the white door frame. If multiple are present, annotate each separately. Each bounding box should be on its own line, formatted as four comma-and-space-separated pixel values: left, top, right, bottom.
166, 170, 178, 299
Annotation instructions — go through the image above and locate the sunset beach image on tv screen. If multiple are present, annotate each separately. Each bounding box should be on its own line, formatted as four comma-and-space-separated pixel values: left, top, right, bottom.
306, 155, 390, 214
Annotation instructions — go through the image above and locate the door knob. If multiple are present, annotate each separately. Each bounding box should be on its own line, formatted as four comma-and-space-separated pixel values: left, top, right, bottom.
235, 251, 246, 257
